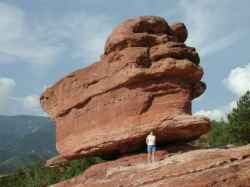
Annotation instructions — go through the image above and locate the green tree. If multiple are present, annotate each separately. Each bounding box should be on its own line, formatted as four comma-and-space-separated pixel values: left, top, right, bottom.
0, 157, 105, 187
227, 91, 250, 145
208, 120, 229, 147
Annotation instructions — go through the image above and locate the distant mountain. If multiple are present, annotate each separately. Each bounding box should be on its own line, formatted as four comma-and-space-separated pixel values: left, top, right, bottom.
0, 115, 57, 174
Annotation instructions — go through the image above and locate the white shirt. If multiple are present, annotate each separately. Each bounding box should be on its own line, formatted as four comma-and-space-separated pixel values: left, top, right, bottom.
146, 134, 156, 146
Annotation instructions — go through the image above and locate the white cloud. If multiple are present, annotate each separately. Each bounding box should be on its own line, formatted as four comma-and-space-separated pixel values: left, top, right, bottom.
194, 100, 237, 121
9, 94, 44, 115
0, 78, 16, 113
53, 12, 112, 63
0, 2, 113, 115
0, 2, 112, 65
194, 109, 226, 121
179, 0, 244, 58
0, 2, 65, 65
23, 95, 41, 113
224, 63, 250, 96
0, 3, 24, 42
200, 32, 242, 58
195, 62, 250, 121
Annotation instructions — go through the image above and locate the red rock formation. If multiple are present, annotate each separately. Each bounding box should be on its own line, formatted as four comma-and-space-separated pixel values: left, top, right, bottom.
50, 144, 250, 187
45, 155, 68, 168
40, 16, 210, 159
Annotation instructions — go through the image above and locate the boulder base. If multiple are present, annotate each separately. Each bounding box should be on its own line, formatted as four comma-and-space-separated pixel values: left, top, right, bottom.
51, 144, 250, 187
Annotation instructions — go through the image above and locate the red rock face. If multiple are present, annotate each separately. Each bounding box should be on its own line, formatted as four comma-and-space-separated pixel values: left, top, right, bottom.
50, 144, 250, 187
40, 16, 210, 159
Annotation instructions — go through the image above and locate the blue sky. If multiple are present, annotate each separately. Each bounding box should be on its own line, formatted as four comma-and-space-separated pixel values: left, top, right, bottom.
0, 0, 250, 120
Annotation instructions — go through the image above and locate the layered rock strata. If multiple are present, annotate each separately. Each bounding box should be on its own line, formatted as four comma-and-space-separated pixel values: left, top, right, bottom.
51, 144, 250, 187
40, 16, 210, 159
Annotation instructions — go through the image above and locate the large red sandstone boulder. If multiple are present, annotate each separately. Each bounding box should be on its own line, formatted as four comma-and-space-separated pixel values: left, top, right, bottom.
50, 144, 250, 187
40, 16, 210, 159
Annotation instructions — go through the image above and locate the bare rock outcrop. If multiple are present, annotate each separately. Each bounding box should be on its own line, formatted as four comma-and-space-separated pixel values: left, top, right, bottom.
40, 16, 210, 159
50, 144, 250, 187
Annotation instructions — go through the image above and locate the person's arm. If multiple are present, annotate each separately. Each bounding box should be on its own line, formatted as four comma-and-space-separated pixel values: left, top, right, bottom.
146, 136, 149, 145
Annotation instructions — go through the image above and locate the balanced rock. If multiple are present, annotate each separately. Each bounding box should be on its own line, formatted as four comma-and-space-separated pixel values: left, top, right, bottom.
40, 16, 210, 159
50, 144, 250, 187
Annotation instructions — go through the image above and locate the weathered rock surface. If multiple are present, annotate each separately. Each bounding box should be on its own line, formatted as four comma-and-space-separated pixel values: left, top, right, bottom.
51, 144, 250, 187
46, 155, 68, 168
40, 16, 210, 159
170, 22, 188, 43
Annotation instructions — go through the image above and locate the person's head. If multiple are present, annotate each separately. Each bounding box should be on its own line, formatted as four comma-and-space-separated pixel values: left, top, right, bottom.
150, 131, 154, 135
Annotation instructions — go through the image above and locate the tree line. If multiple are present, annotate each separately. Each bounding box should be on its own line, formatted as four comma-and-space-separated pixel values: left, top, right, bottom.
195, 91, 250, 147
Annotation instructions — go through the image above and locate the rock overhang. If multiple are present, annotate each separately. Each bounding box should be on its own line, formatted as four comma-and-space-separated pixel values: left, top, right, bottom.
40, 16, 211, 159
